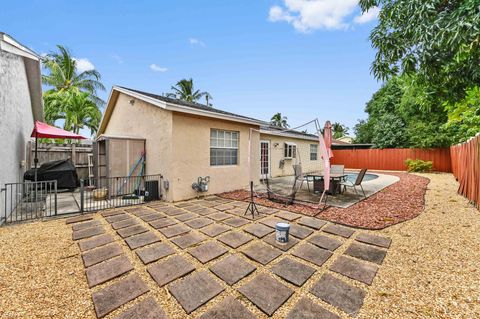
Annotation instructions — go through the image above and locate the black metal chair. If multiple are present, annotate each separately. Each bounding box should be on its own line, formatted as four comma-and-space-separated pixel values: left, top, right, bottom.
340, 168, 367, 197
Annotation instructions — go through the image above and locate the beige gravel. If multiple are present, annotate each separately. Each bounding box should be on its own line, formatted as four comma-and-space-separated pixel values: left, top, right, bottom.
360, 173, 480, 318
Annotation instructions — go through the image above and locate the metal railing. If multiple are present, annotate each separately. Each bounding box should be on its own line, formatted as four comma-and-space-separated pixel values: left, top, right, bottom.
1, 180, 57, 224
80, 174, 163, 213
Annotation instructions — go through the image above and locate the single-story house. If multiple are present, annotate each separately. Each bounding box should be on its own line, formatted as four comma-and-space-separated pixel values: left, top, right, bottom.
97, 86, 325, 202
0, 33, 43, 185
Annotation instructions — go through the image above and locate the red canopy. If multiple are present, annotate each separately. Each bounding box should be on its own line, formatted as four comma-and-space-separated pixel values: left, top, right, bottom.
31, 121, 86, 139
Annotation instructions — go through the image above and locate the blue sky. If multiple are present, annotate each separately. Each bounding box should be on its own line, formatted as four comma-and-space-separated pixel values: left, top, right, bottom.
2, 0, 381, 136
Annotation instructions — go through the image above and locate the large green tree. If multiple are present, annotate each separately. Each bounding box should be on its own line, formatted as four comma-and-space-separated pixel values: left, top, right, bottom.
166, 78, 212, 105
42, 45, 105, 106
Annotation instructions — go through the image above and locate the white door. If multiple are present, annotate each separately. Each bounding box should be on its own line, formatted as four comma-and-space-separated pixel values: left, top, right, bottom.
260, 140, 270, 178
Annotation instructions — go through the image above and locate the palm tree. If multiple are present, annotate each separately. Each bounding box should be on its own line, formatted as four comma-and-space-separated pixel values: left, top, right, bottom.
270, 113, 290, 128
166, 78, 212, 105
332, 122, 349, 139
44, 91, 102, 135
42, 45, 105, 106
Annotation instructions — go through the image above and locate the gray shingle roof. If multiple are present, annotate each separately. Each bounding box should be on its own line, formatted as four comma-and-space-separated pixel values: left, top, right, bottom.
118, 86, 267, 125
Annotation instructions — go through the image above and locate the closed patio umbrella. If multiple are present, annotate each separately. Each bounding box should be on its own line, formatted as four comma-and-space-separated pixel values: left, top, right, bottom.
30, 120, 86, 181
318, 121, 333, 204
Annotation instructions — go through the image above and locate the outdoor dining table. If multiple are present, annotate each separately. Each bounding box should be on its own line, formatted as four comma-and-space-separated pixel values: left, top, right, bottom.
306, 173, 347, 195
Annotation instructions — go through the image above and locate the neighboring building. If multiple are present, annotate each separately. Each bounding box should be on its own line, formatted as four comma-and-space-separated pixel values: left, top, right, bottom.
98, 86, 329, 202
0, 33, 43, 186
336, 136, 354, 144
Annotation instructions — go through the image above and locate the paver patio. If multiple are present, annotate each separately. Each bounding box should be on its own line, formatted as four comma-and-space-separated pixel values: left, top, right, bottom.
67, 196, 392, 318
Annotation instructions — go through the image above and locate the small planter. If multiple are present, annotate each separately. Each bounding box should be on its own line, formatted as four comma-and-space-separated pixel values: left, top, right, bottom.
275, 222, 290, 243
92, 188, 108, 201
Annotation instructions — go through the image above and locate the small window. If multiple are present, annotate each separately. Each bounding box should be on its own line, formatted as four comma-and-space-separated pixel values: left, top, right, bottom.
310, 144, 318, 160
210, 129, 239, 166
284, 142, 297, 159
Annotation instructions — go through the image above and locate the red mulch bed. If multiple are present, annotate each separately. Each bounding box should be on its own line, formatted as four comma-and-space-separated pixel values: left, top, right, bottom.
218, 172, 430, 230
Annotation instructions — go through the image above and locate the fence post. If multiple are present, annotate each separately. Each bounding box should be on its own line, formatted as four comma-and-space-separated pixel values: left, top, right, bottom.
54, 180, 58, 216
80, 179, 84, 214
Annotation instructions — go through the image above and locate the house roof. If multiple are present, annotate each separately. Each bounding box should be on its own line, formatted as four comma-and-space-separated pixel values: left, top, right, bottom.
0, 32, 43, 122
260, 125, 320, 142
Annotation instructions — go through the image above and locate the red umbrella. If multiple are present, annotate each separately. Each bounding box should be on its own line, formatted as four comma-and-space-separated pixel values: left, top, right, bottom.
30, 121, 86, 180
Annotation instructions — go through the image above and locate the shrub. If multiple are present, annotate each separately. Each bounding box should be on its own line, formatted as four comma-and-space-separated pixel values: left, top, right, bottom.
405, 159, 433, 172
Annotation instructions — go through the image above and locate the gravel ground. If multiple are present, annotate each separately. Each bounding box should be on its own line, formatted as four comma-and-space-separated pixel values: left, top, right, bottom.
0, 218, 94, 319
1, 173, 479, 318
359, 173, 480, 318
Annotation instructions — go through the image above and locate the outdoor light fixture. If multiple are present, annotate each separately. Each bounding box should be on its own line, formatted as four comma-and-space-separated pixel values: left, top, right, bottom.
129, 99, 135, 105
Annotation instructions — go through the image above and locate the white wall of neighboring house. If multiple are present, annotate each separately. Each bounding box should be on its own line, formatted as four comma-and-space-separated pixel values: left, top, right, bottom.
0, 33, 43, 220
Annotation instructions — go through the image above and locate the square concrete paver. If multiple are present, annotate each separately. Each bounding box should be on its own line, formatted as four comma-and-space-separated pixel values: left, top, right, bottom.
147, 255, 195, 287
222, 216, 250, 227
218, 231, 253, 248
66, 214, 94, 224
86, 255, 133, 287
310, 273, 365, 316
117, 225, 148, 238
78, 234, 115, 252
100, 210, 124, 218
285, 297, 340, 319
185, 217, 213, 229
242, 242, 282, 265
292, 243, 333, 267
344, 242, 387, 265
111, 218, 138, 230
213, 204, 236, 211
355, 233, 392, 248
199, 223, 231, 237
73, 226, 105, 240
209, 212, 231, 221
195, 207, 217, 216
149, 218, 178, 229
72, 220, 101, 231
139, 213, 165, 222
82, 243, 123, 267
275, 211, 301, 221
297, 216, 327, 230
210, 254, 256, 285
308, 234, 343, 251
289, 224, 314, 239
238, 273, 293, 316
263, 233, 299, 251
125, 231, 160, 249
159, 224, 191, 238
162, 207, 186, 216
92, 273, 149, 318
243, 223, 274, 238
259, 217, 287, 229
330, 255, 379, 285
198, 296, 256, 319
271, 257, 316, 286
175, 212, 199, 222
169, 270, 225, 314
105, 214, 130, 224
114, 296, 167, 319
323, 224, 355, 238
171, 232, 207, 249
189, 241, 228, 263
136, 242, 176, 264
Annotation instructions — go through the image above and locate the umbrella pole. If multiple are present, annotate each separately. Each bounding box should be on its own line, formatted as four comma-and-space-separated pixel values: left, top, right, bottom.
34, 131, 38, 182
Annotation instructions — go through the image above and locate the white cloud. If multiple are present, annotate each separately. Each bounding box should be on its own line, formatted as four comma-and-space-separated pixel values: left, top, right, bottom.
189, 38, 206, 47
149, 64, 168, 72
73, 58, 95, 72
268, 0, 378, 32
112, 54, 124, 64
353, 7, 380, 24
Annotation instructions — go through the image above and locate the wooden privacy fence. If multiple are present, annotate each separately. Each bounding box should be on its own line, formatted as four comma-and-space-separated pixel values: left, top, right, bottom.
450, 135, 480, 208
27, 142, 93, 179
331, 148, 452, 172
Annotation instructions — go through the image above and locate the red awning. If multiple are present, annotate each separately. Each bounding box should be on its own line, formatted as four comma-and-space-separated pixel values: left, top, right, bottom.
31, 121, 86, 139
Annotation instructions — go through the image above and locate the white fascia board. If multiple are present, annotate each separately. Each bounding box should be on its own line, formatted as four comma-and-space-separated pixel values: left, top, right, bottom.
260, 129, 319, 142
0, 33, 39, 60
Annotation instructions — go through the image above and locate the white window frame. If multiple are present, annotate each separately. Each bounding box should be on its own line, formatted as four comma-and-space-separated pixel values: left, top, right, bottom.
284, 142, 297, 159
310, 144, 318, 161
210, 129, 239, 166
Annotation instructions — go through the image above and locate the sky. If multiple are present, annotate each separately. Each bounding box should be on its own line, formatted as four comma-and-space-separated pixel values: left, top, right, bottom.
1, 0, 382, 137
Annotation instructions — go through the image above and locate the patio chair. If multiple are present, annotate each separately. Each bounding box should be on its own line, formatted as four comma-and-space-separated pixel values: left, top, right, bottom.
340, 168, 367, 198
292, 164, 310, 192
330, 164, 345, 175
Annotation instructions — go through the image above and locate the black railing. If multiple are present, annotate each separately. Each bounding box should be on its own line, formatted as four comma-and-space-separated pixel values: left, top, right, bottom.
80, 174, 163, 213
1, 180, 57, 224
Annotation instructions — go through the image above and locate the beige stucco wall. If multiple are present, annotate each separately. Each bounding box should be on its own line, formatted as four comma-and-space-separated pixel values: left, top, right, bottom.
103, 92, 173, 199
259, 133, 323, 178
171, 112, 260, 201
